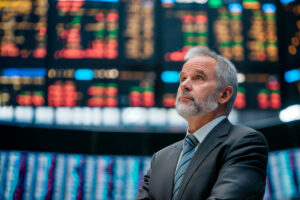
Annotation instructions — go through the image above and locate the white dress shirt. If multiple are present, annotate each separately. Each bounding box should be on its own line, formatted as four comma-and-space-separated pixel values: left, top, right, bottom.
175, 115, 226, 171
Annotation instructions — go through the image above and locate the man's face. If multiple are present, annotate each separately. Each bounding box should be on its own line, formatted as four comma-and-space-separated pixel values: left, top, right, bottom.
175, 56, 219, 118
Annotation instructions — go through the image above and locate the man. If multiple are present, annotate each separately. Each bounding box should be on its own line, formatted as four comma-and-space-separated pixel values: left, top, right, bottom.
135, 47, 268, 200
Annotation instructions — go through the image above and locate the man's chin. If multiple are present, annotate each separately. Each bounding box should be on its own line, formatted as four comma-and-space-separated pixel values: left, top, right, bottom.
176, 104, 198, 117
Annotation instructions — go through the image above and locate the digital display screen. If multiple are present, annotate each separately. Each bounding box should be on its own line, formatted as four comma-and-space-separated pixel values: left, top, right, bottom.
1, 0, 299, 131
160, 0, 281, 110
48, 0, 156, 64
0, 150, 151, 200
161, 0, 278, 64
265, 148, 300, 200
0, 0, 48, 66
0, 149, 300, 199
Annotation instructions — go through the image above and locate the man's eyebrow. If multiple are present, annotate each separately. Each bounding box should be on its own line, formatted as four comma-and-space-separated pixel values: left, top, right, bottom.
179, 70, 207, 77
194, 69, 207, 77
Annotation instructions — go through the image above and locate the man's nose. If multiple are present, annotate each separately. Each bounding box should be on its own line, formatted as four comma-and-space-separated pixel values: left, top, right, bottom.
180, 78, 192, 91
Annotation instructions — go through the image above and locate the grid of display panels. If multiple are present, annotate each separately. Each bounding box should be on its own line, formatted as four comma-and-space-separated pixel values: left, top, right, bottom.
0, 149, 300, 199
0, 151, 151, 200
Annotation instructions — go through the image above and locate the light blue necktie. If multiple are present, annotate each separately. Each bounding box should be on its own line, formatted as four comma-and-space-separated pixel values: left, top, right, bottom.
172, 134, 199, 200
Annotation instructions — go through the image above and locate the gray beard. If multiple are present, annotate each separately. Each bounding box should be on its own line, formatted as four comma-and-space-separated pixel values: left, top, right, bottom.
175, 91, 218, 118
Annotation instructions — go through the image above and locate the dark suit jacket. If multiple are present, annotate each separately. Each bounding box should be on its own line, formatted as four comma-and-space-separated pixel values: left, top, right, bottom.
135, 118, 268, 200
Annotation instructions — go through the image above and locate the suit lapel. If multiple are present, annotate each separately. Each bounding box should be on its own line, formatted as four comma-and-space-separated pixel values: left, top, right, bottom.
162, 141, 183, 199
176, 118, 232, 200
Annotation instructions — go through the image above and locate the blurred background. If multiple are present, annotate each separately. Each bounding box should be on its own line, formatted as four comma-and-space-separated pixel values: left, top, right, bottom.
0, 0, 300, 199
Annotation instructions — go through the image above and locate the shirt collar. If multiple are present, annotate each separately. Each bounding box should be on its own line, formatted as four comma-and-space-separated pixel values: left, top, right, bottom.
186, 115, 226, 143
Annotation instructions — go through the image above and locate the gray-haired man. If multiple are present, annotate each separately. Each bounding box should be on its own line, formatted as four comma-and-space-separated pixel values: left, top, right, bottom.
136, 47, 268, 200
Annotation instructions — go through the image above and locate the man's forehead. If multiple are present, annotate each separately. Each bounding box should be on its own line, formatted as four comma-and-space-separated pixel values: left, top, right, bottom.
181, 56, 217, 74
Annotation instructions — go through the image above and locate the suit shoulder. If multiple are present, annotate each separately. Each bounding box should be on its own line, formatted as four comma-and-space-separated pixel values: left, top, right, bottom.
230, 124, 263, 137
155, 140, 182, 156
228, 124, 268, 146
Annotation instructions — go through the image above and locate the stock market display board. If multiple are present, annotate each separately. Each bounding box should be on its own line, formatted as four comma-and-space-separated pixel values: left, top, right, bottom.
0, 0, 298, 131
1, 148, 300, 199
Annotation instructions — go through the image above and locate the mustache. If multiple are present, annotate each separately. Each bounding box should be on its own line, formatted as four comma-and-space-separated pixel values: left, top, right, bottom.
176, 91, 196, 101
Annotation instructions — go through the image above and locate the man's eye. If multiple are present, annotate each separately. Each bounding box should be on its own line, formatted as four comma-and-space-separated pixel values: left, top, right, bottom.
195, 76, 203, 80
180, 77, 186, 82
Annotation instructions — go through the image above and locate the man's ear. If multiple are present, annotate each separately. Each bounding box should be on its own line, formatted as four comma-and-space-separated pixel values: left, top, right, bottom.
218, 86, 233, 105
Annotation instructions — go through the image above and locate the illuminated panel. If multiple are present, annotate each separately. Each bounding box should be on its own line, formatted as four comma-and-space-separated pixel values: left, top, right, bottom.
240, 1, 280, 109
47, 68, 155, 107
244, 73, 281, 110
268, 150, 297, 199
0, 0, 48, 107
47, 0, 157, 108
87, 83, 118, 107
244, 1, 278, 62
160, 0, 281, 110
161, 0, 279, 65
162, 9, 209, 63
229, 4, 244, 61
128, 86, 155, 107
232, 73, 281, 110
263, 4, 278, 62
0, 68, 46, 106
0, 0, 48, 61
49, 0, 156, 65
234, 87, 246, 109
285, 68, 300, 83
0, 151, 153, 200
122, 0, 155, 61
48, 80, 78, 107
52, 0, 119, 60
213, 3, 244, 61
3, 149, 300, 200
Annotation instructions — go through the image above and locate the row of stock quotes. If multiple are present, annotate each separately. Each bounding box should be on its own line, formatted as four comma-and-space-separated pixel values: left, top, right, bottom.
0, 68, 281, 110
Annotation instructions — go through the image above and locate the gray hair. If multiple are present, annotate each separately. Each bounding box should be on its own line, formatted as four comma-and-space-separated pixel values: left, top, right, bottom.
184, 46, 238, 115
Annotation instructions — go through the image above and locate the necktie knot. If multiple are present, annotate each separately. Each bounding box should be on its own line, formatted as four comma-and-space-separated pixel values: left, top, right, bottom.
184, 134, 199, 148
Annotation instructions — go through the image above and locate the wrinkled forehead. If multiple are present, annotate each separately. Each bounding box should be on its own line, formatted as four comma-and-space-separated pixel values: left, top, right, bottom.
181, 55, 218, 74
